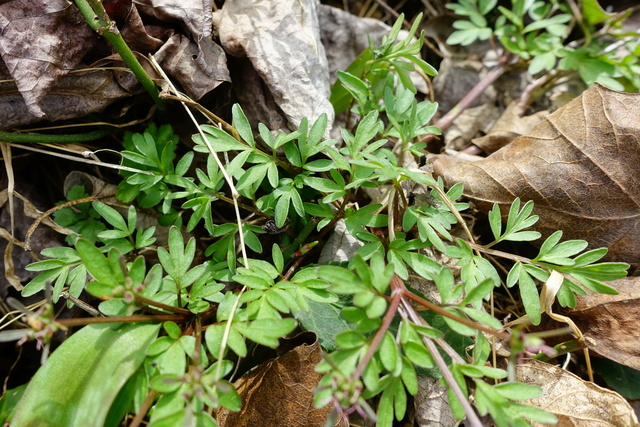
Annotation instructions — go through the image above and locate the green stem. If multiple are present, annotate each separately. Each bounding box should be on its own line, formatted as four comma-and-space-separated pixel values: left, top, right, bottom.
74, 0, 164, 108
57, 314, 190, 327
282, 218, 319, 262
0, 128, 112, 144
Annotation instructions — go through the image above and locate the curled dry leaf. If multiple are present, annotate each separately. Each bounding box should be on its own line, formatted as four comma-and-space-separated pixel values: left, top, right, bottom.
567, 276, 640, 370
432, 84, 640, 268
154, 34, 230, 101
516, 359, 638, 426
471, 100, 549, 154
216, 0, 334, 134
0, 68, 131, 129
121, 5, 165, 53
215, 332, 347, 427
0, 0, 94, 118
132, 0, 212, 40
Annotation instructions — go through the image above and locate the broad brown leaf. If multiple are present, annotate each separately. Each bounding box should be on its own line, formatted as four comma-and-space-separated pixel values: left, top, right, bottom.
216, 332, 347, 427
432, 84, 640, 268
133, 0, 212, 40
516, 359, 638, 426
0, 0, 94, 118
567, 276, 640, 370
0, 68, 131, 129
154, 34, 230, 101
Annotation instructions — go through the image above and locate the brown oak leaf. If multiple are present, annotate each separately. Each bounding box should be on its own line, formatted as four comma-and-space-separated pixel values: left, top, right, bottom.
432, 84, 640, 268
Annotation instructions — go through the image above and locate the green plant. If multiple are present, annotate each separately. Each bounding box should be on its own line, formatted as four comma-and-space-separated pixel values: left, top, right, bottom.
446, 0, 640, 91
3, 13, 629, 427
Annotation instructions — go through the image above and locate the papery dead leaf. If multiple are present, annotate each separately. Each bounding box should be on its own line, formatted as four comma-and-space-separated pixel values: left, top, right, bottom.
217, 0, 334, 134
318, 5, 395, 84
133, 0, 211, 40
0, 0, 94, 118
516, 359, 638, 426
443, 102, 501, 151
414, 376, 457, 427
318, 219, 364, 263
121, 5, 165, 53
154, 34, 230, 101
471, 101, 549, 154
0, 68, 132, 129
216, 332, 346, 427
567, 277, 640, 370
318, 5, 429, 94
432, 84, 640, 268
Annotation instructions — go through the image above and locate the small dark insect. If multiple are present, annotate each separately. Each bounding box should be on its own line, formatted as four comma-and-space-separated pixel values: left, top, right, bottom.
262, 218, 290, 234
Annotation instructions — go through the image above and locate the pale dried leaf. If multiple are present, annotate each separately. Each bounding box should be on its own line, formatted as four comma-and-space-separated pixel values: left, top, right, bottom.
432, 84, 640, 268
154, 34, 230, 101
516, 359, 638, 426
0, 0, 94, 118
216, 333, 347, 427
318, 5, 429, 95
133, 0, 211, 40
3, 239, 22, 290
567, 277, 640, 370
414, 376, 457, 427
319, 219, 364, 263
471, 101, 549, 154
217, 0, 334, 134
443, 102, 501, 151
63, 171, 117, 200
318, 5, 394, 84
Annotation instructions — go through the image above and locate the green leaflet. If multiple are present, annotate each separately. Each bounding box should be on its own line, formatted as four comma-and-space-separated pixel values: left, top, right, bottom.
11, 323, 160, 427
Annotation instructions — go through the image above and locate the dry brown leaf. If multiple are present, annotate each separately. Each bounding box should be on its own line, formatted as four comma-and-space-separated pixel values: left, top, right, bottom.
216, 332, 347, 427
433, 58, 495, 114
0, 0, 94, 118
154, 34, 230, 101
120, 5, 165, 53
471, 101, 549, 154
133, 0, 212, 40
431, 84, 640, 268
0, 68, 132, 129
414, 376, 457, 427
566, 277, 640, 370
516, 359, 638, 426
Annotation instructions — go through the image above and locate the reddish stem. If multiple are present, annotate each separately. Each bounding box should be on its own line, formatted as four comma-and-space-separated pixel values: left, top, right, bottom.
351, 289, 403, 381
